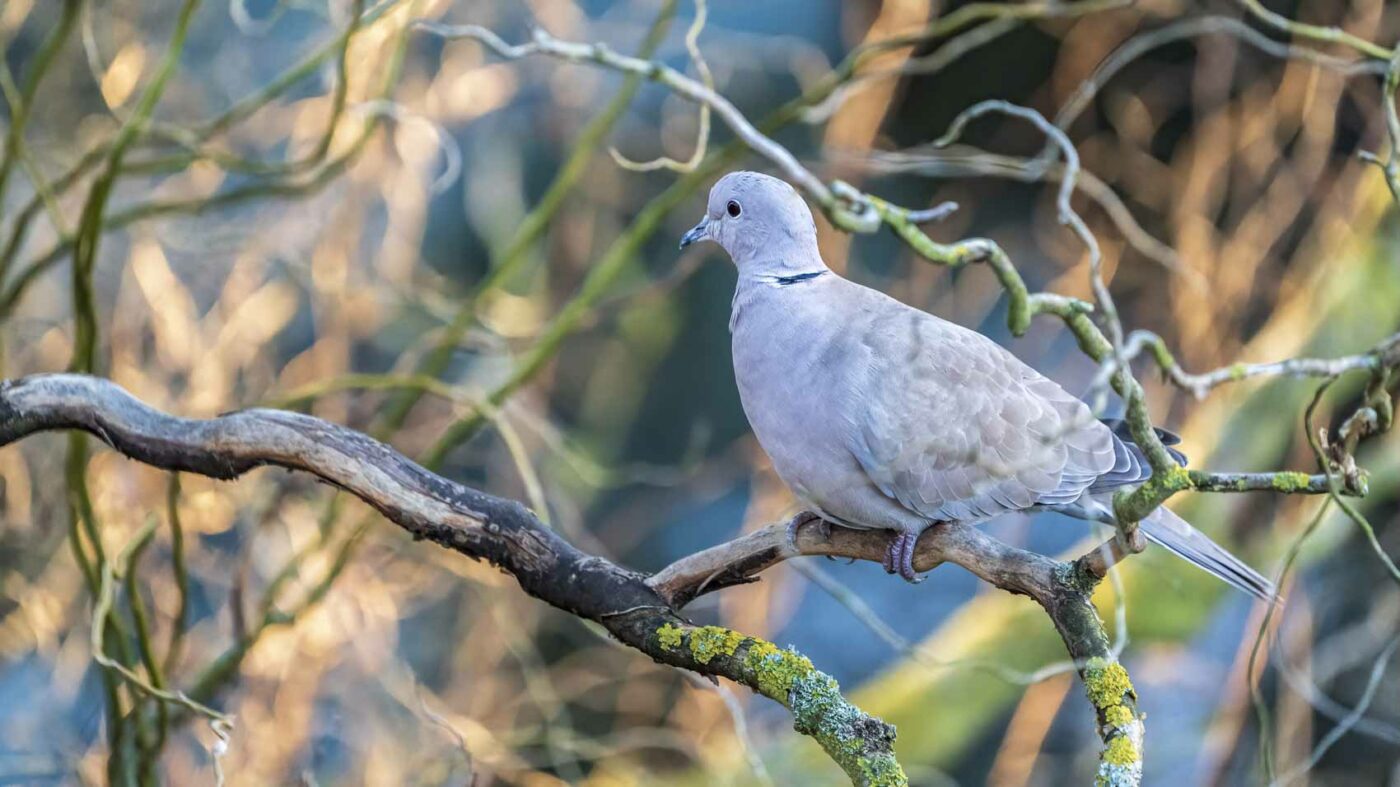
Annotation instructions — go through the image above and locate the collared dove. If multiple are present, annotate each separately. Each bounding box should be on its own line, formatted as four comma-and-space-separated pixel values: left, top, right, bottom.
680, 171, 1274, 601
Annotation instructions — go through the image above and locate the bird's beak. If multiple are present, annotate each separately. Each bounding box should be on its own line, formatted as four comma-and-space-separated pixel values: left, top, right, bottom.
679, 216, 709, 250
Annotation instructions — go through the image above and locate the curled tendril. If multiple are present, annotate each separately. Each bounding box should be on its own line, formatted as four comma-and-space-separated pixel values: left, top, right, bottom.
609, 0, 713, 174
356, 99, 463, 195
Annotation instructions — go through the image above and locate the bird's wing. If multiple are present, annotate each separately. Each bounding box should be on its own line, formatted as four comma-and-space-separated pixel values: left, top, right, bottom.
844, 293, 1122, 522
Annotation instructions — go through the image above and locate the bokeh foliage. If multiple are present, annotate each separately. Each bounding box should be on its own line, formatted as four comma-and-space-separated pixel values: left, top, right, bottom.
1, 0, 1399, 784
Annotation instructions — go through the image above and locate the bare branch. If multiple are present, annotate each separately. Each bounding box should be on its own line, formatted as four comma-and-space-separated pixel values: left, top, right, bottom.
0, 374, 1159, 784
608, 0, 713, 173
1359, 47, 1400, 201
646, 511, 1144, 784
1272, 636, 1400, 786
1235, 0, 1391, 61
1118, 329, 1400, 401
0, 374, 906, 787
413, 21, 863, 225
850, 148, 1187, 277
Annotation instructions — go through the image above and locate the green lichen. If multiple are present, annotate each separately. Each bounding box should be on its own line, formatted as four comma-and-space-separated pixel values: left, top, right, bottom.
789, 671, 843, 734
1147, 341, 1177, 372
745, 639, 815, 700
1084, 658, 1141, 785
688, 625, 744, 664
657, 623, 683, 652
863, 196, 958, 265
657, 626, 908, 785
1057, 560, 1103, 596
1271, 471, 1313, 492
1159, 463, 1191, 489
1084, 657, 1134, 709
1116, 463, 1191, 522
1096, 761, 1143, 787
786, 670, 906, 787
858, 754, 909, 787
1228, 363, 1248, 381
1104, 704, 1134, 728
1102, 735, 1139, 766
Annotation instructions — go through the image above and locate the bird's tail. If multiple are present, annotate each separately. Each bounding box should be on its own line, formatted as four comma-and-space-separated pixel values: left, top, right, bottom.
1137, 506, 1277, 603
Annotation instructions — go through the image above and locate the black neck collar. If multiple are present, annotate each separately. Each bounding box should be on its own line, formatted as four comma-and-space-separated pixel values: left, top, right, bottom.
773, 270, 827, 286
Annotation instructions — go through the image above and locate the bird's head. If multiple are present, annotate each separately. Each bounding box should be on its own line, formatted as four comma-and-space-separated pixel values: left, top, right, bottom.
679, 171, 822, 273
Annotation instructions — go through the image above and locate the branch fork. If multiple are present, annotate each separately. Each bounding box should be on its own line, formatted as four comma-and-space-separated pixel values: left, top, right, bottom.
0, 374, 1159, 784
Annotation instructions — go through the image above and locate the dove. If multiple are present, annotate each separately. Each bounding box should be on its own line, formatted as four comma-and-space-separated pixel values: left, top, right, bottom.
680, 171, 1274, 601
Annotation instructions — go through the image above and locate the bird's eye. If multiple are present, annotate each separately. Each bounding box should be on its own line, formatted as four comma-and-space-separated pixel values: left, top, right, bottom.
726, 200, 742, 218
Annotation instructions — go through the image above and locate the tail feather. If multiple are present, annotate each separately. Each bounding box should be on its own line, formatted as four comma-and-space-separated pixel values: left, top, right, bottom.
1138, 506, 1277, 603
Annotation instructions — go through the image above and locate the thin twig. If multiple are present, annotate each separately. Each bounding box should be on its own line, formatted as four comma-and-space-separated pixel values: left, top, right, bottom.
609, 0, 713, 173
1270, 636, 1400, 786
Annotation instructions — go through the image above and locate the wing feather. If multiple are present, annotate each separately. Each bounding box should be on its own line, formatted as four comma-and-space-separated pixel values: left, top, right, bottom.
846, 301, 1118, 523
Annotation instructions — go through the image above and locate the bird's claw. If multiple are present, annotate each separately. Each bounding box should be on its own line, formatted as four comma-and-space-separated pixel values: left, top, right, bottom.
884, 531, 924, 584
786, 511, 827, 550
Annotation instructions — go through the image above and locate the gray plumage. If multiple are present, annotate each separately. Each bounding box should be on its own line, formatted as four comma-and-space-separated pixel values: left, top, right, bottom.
680, 171, 1273, 601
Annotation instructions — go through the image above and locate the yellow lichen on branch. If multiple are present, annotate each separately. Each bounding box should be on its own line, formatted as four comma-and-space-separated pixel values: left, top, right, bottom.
1084, 657, 1143, 787
656, 622, 908, 787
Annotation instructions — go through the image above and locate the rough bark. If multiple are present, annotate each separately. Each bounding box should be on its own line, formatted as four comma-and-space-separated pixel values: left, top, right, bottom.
0, 373, 1148, 785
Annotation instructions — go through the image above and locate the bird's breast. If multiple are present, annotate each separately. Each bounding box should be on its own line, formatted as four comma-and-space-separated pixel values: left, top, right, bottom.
730, 296, 869, 510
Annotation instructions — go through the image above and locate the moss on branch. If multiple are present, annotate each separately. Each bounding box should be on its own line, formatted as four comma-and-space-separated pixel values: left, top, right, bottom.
655, 622, 907, 787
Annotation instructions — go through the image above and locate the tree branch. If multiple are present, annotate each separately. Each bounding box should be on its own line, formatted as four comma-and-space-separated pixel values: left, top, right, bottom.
0, 374, 906, 787
0, 374, 1155, 785
650, 513, 1145, 785
418, 16, 1397, 541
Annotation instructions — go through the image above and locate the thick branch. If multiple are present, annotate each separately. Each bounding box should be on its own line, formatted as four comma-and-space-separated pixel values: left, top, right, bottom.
0, 374, 904, 786
0, 368, 1159, 781
650, 515, 1144, 784
650, 515, 1048, 608
0, 372, 1151, 784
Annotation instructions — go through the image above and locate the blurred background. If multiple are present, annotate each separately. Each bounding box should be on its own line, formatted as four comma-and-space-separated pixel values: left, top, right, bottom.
1, 0, 1399, 784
